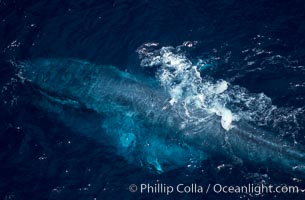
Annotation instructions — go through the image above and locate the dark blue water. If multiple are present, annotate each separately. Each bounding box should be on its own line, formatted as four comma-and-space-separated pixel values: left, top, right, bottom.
1, 0, 305, 199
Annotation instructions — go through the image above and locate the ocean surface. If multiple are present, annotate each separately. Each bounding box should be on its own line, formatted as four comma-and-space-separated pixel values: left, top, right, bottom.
1, 0, 305, 199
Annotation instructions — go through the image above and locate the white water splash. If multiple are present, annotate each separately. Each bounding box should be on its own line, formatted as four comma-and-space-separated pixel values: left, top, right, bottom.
139, 45, 236, 131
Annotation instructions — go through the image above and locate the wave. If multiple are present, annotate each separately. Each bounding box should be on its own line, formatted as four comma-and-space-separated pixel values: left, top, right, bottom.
137, 43, 305, 144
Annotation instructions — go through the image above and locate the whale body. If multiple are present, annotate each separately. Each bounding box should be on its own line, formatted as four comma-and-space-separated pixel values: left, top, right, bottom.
18, 58, 305, 177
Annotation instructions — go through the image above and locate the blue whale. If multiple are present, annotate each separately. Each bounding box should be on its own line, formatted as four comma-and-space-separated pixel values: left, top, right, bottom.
18, 58, 305, 177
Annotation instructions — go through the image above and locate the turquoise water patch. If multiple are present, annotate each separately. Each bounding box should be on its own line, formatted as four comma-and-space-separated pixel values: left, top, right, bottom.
101, 107, 207, 173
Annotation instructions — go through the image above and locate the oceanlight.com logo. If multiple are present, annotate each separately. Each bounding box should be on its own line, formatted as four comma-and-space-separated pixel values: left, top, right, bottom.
128, 183, 305, 196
